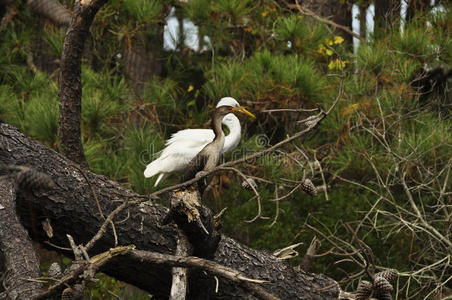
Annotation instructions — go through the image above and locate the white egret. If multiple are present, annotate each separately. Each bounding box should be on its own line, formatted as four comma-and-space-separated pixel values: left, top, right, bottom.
182, 105, 240, 182
144, 97, 255, 186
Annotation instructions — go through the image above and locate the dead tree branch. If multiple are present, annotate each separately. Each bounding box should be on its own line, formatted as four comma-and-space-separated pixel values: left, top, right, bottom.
170, 230, 191, 300
130, 249, 279, 300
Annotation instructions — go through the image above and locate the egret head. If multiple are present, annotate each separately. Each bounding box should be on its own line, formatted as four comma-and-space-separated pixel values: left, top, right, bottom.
216, 97, 239, 108
215, 104, 256, 119
216, 97, 255, 119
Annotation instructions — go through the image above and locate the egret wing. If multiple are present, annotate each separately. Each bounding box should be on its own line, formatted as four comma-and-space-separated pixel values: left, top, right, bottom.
165, 129, 215, 147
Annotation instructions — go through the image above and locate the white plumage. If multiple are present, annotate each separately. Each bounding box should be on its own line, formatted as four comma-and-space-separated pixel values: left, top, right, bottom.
144, 97, 246, 186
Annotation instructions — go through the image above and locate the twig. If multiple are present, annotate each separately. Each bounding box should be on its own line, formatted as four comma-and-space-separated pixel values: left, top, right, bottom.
69, 163, 118, 246
84, 199, 129, 252
269, 187, 280, 227
401, 171, 452, 248
218, 166, 268, 223
305, 223, 364, 268
313, 152, 328, 201
262, 108, 319, 113
35, 245, 135, 300
269, 184, 301, 202
292, 0, 363, 41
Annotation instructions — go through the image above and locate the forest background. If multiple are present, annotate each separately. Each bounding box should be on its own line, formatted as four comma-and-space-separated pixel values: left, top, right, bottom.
0, 0, 450, 299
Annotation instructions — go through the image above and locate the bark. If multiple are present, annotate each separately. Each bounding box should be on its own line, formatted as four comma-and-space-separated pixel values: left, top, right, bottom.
170, 230, 191, 300
27, 0, 71, 27
359, 4, 368, 40
406, 0, 431, 23
0, 177, 42, 300
0, 123, 340, 299
374, 0, 400, 37
302, 0, 353, 45
58, 0, 107, 167
122, 42, 163, 93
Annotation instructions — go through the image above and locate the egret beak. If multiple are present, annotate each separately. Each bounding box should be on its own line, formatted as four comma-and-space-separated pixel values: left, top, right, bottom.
231, 106, 256, 119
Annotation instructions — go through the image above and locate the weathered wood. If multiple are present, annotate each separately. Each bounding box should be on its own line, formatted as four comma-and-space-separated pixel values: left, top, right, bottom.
0, 177, 42, 300
0, 123, 340, 299
170, 230, 191, 300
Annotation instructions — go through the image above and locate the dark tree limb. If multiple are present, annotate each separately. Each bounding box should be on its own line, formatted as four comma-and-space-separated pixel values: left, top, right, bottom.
27, 0, 71, 26
164, 186, 223, 299
0, 123, 340, 299
0, 177, 42, 300
58, 0, 108, 167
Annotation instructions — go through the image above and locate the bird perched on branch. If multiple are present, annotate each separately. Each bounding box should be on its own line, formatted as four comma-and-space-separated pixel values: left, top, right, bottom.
144, 97, 254, 186
180, 105, 254, 183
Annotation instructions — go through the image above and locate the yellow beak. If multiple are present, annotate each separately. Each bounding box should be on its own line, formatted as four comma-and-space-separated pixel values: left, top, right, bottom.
232, 106, 256, 119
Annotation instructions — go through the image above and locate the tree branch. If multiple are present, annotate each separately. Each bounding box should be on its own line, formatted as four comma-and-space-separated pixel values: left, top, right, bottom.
130, 249, 279, 300
58, 0, 108, 166
0, 123, 340, 299
0, 177, 42, 300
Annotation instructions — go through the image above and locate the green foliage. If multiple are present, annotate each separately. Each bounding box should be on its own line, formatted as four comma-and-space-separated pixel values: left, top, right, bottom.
142, 77, 180, 110
121, 125, 164, 194
273, 15, 327, 53
212, 0, 253, 24
392, 25, 435, 59
42, 25, 65, 57
82, 68, 129, 136
183, 0, 210, 23
0, 85, 23, 125
357, 43, 389, 74
205, 51, 326, 105
23, 93, 59, 147
121, 0, 162, 23
0, 21, 34, 63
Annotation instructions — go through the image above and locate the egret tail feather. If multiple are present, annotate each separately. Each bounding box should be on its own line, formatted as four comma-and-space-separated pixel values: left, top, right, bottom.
154, 173, 168, 187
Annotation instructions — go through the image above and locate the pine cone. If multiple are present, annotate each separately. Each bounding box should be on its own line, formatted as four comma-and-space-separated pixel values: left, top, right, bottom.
48, 262, 61, 278
375, 269, 398, 282
61, 284, 84, 300
373, 276, 393, 300
355, 280, 372, 300
301, 178, 317, 196
242, 177, 257, 190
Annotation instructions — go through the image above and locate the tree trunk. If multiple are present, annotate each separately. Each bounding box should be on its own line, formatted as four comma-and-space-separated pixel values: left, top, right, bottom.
359, 3, 368, 40
0, 123, 340, 299
302, 0, 353, 45
0, 177, 42, 300
374, 0, 400, 37
406, 0, 431, 23
58, 0, 108, 167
